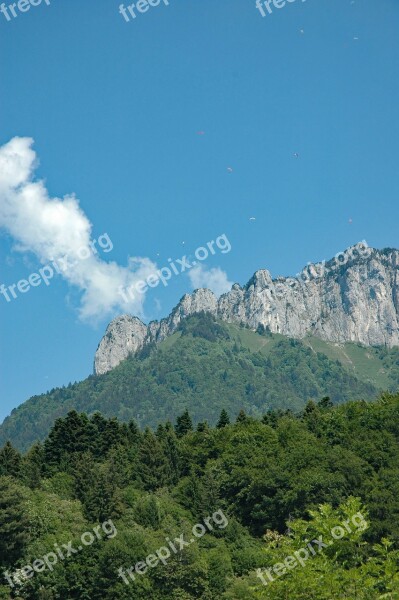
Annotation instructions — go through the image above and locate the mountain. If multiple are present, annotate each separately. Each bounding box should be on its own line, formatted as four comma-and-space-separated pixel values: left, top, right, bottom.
94, 243, 399, 375
2, 313, 399, 451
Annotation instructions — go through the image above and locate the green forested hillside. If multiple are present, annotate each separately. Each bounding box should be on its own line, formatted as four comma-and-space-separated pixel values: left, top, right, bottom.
2, 314, 399, 451
1, 395, 399, 599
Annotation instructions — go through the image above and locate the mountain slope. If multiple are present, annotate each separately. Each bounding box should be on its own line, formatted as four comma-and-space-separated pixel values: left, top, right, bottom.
2, 314, 399, 451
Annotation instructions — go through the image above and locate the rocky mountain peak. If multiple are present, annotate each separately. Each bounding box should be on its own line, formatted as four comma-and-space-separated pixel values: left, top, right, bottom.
94, 244, 399, 375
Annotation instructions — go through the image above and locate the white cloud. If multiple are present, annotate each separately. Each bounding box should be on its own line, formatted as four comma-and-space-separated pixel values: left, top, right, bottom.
0, 137, 158, 322
188, 264, 232, 297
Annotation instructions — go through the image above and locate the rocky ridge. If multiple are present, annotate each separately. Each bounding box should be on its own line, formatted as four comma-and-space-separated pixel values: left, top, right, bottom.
94, 243, 399, 374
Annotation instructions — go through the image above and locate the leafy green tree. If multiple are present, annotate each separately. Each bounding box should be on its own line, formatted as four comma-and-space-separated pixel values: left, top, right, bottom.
236, 498, 374, 599
134, 494, 163, 529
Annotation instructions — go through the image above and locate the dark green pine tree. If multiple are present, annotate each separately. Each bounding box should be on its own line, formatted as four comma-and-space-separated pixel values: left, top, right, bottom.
105, 444, 132, 488
303, 399, 317, 415
102, 418, 126, 454
22, 442, 45, 489
73, 451, 99, 520
262, 409, 279, 428
73, 451, 122, 522
0, 476, 29, 566
0, 441, 22, 477
44, 410, 92, 471
157, 422, 181, 486
200, 465, 222, 515
197, 421, 210, 432
127, 419, 142, 447
90, 412, 108, 457
217, 409, 230, 429
136, 429, 169, 491
236, 409, 248, 423
302, 400, 322, 433
96, 466, 124, 522
184, 471, 205, 518
318, 396, 334, 410
175, 409, 193, 438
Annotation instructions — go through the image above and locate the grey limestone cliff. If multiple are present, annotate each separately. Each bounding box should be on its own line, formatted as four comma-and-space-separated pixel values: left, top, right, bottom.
94, 243, 399, 374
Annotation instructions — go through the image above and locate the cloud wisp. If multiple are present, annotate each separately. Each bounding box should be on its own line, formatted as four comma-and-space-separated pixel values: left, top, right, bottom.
188, 264, 233, 297
0, 137, 157, 322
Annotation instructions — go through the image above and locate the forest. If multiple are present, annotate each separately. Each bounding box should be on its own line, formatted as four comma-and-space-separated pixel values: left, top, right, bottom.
1, 392, 399, 598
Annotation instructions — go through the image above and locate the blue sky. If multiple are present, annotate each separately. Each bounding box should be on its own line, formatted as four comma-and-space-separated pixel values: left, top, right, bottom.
0, 0, 398, 422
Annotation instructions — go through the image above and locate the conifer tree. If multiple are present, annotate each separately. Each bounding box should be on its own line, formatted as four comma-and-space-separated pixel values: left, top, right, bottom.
44, 410, 92, 471
200, 465, 222, 515
0, 441, 21, 477
90, 412, 108, 457
318, 396, 334, 410
73, 451, 122, 521
136, 429, 169, 491
197, 421, 209, 433
217, 409, 230, 428
236, 409, 248, 424
159, 422, 181, 486
106, 444, 132, 488
175, 410, 193, 438
22, 442, 44, 489
103, 418, 126, 454
128, 419, 142, 447
0, 476, 29, 566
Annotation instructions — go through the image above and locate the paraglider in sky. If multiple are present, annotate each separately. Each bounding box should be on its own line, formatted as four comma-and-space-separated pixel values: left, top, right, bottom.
227, 167, 233, 172
249, 217, 256, 221
293, 152, 299, 158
